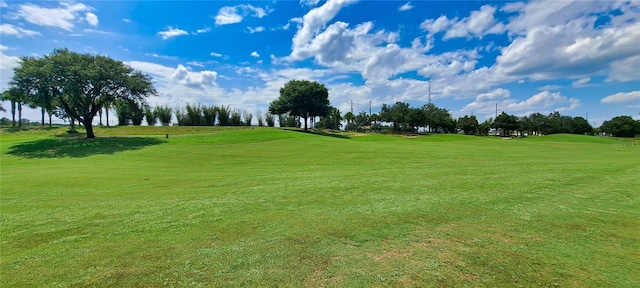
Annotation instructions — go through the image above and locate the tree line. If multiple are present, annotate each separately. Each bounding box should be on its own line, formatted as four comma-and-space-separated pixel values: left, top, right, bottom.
2, 49, 638, 138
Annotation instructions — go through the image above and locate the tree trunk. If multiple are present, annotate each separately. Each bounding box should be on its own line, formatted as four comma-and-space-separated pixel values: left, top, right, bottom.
41, 107, 45, 126
48, 113, 53, 127
303, 115, 308, 131
10, 100, 16, 126
99, 109, 103, 126
83, 120, 95, 138
105, 107, 110, 127
17, 102, 22, 128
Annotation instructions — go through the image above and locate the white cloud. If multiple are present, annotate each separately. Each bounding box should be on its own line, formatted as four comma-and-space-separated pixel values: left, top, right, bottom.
420, 15, 456, 35
122, 18, 132, 23
399, 2, 413, 11
571, 77, 590, 87
461, 89, 580, 117
601, 91, 640, 104
247, 26, 265, 33
300, 0, 321, 6
538, 85, 562, 91
210, 52, 223, 57
1, 46, 21, 90
215, 4, 270, 26
291, 0, 357, 57
443, 5, 504, 40
251, 51, 260, 58
607, 55, 640, 82
0, 45, 20, 70
0, 1, 7, 8
495, 0, 640, 81
186, 61, 205, 67
194, 27, 211, 34
85, 12, 98, 26
145, 53, 178, 60
0, 24, 41, 38
13, 2, 94, 31
157, 26, 188, 40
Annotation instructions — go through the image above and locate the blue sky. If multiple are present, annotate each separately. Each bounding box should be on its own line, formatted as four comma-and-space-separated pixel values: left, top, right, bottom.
1, 0, 639, 126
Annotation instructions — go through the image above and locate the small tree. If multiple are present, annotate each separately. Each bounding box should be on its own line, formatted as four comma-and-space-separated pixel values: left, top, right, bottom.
145, 106, 157, 126
243, 111, 253, 126
265, 113, 275, 127
155, 105, 172, 126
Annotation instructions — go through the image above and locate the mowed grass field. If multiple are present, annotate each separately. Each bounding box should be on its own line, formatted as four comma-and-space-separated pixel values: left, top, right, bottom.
1, 126, 638, 287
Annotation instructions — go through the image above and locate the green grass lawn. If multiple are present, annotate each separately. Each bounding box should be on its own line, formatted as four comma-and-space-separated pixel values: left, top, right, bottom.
1, 126, 639, 287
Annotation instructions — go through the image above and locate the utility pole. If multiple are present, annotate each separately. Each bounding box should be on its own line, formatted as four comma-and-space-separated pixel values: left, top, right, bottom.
369, 100, 372, 116
495, 103, 498, 119
428, 80, 431, 104
350, 100, 353, 114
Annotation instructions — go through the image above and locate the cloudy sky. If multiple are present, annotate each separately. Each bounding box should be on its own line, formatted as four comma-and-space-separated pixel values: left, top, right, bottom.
1, 0, 639, 126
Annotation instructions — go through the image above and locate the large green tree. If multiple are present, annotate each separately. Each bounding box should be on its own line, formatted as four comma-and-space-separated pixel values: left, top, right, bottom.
9, 49, 156, 138
269, 80, 331, 131
600, 116, 640, 137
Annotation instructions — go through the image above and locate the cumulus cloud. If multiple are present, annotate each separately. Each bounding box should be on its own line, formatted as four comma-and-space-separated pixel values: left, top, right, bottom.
291, 0, 357, 56
0, 24, 41, 38
251, 51, 260, 58
495, 0, 640, 81
157, 26, 188, 40
215, 4, 270, 26
443, 5, 505, 40
462, 89, 580, 117
420, 15, 456, 35
601, 91, 640, 104
210, 52, 223, 57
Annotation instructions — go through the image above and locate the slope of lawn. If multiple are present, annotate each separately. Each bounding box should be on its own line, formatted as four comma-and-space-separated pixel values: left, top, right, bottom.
1, 126, 638, 287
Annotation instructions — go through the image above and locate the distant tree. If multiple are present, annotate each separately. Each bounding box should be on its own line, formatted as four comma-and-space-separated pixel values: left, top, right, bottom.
380, 102, 410, 131
478, 118, 492, 136
9, 49, 156, 137
230, 110, 242, 126
269, 80, 331, 131
243, 111, 253, 126
155, 105, 172, 126
355, 111, 369, 131
145, 106, 157, 126
493, 112, 518, 136
265, 113, 275, 127
0, 88, 25, 127
257, 115, 264, 127
343, 111, 355, 128
570, 116, 593, 135
600, 116, 640, 137
216, 105, 231, 126
457, 115, 479, 135
202, 105, 217, 126
407, 108, 426, 133
114, 99, 146, 126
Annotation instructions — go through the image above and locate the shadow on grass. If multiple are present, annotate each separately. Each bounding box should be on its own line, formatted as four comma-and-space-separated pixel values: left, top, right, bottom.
7, 136, 166, 159
283, 128, 351, 139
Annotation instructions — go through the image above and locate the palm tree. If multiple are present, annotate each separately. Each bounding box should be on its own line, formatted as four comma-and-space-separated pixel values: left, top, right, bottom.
330, 107, 342, 130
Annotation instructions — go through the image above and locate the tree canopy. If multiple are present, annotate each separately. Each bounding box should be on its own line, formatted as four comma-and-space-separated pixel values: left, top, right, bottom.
268, 80, 330, 131
9, 49, 157, 138
600, 116, 640, 137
